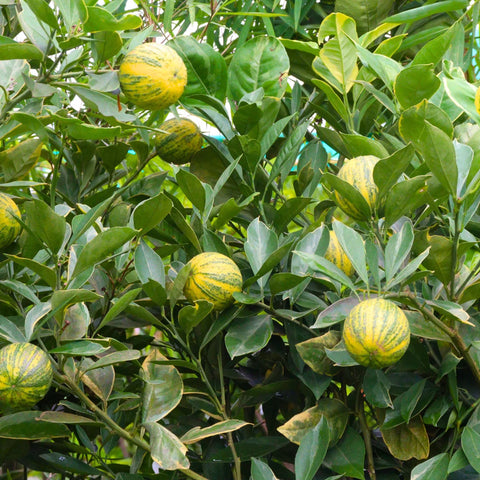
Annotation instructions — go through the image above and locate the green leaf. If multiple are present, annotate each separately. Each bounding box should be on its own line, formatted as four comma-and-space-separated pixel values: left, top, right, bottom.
169, 207, 202, 253
394, 65, 441, 110
52, 0, 88, 32
311, 78, 349, 123
363, 369, 392, 408
37, 411, 97, 424
399, 102, 457, 195
335, 0, 394, 35
269, 120, 310, 187
332, 220, 369, 285
0, 315, 26, 343
410, 453, 449, 480
244, 218, 278, 288
24, 199, 67, 255
462, 426, 480, 473
0, 138, 43, 182
67, 123, 123, 140
142, 349, 183, 423
199, 305, 243, 351
145, 422, 189, 470
317, 13, 358, 93
83, 6, 142, 32
133, 193, 172, 236
178, 300, 214, 336
225, 315, 273, 358
295, 417, 329, 480
67, 85, 136, 122
269, 273, 305, 296
40, 452, 103, 476
24, 0, 58, 28
373, 144, 415, 199
313, 296, 359, 328
340, 134, 389, 158
0, 42, 43, 60
72, 227, 137, 278
50, 340, 109, 356
251, 458, 278, 480
181, 420, 249, 445
169, 36, 228, 101
355, 43, 402, 92
1, 279, 39, 305
0, 411, 70, 439
412, 22, 461, 67
95, 288, 142, 332
443, 76, 480, 126
400, 380, 427, 423
227, 36, 290, 102
384, 175, 430, 226
6, 254, 57, 289
83, 350, 141, 372
134, 241, 165, 286
385, 220, 414, 285
323, 427, 365, 479
273, 197, 312, 234
294, 251, 356, 291
91, 31, 123, 64
384, 0, 469, 24
176, 169, 206, 213
244, 241, 294, 289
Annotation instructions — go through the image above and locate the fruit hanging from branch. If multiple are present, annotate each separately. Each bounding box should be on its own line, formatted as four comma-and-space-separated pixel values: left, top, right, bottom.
118, 43, 187, 111
153, 118, 203, 165
0, 343, 53, 412
183, 252, 243, 311
343, 297, 410, 369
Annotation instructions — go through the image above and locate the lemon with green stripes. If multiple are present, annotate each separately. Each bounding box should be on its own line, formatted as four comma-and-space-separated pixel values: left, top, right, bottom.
118, 43, 187, 111
335, 155, 379, 221
184, 252, 242, 311
0, 343, 53, 411
0, 192, 21, 249
343, 298, 410, 368
325, 230, 354, 277
153, 118, 203, 165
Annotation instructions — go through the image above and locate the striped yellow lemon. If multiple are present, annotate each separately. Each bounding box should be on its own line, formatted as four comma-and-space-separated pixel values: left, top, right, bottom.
0, 192, 21, 249
153, 118, 203, 165
118, 43, 187, 110
325, 230, 354, 277
335, 155, 379, 221
343, 298, 410, 368
0, 343, 53, 411
184, 252, 242, 311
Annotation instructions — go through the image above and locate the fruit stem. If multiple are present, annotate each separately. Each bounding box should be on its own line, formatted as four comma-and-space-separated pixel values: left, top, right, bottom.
356, 390, 376, 480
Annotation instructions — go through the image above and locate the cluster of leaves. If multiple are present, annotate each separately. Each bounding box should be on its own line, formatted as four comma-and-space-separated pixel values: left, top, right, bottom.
1, 1, 480, 480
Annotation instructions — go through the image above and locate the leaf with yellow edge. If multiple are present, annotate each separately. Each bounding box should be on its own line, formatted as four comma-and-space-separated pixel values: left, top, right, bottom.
145, 422, 189, 470
181, 419, 250, 444
381, 416, 430, 461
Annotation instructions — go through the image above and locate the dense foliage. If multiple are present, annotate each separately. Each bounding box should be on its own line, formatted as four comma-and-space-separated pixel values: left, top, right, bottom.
1, 1, 480, 479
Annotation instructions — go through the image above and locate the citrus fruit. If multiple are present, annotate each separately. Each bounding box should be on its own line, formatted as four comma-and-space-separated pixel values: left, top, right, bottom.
0, 192, 21, 249
153, 118, 203, 165
184, 252, 242, 311
343, 298, 410, 368
118, 43, 187, 110
334, 155, 379, 220
325, 230, 355, 276
0, 343, 53, 411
